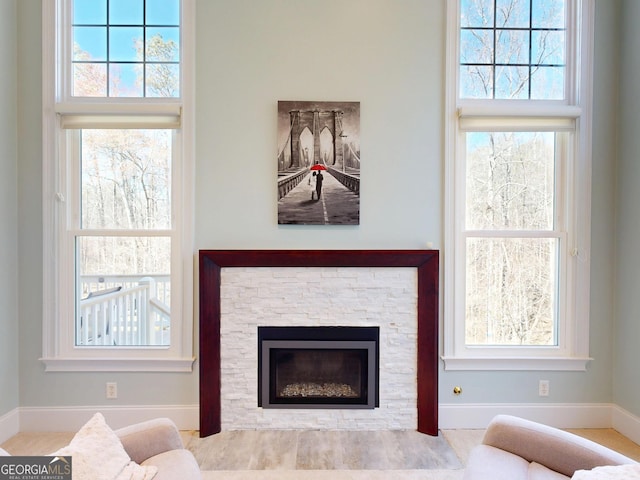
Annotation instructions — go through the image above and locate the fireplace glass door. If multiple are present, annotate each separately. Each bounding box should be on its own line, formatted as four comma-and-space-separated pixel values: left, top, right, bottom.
258, 327, 379, 409
274, 347, 365, 401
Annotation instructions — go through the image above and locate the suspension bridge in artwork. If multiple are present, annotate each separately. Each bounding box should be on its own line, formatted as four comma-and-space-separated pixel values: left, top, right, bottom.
277, 108, 360, 225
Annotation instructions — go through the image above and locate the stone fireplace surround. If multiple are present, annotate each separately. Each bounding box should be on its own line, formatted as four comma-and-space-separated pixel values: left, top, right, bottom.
199, 250, 439, 437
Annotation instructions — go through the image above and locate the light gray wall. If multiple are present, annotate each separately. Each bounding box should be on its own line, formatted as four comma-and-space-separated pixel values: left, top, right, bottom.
15, 0, 625, 414
195, 0, 442, 249
0, 0, 19, 417
614, 0, 640, 419
17, 0, 47, 409
589, 0, 620, 409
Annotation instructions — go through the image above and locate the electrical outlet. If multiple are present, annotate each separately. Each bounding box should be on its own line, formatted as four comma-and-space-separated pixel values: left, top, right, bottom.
539, 380, 550, 397
106, 382, 118, 399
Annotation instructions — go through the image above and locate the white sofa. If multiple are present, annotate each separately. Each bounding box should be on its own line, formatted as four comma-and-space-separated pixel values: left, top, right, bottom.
1, 416, 201, 480
115, 418, 201, 480
463, 415, 637, 480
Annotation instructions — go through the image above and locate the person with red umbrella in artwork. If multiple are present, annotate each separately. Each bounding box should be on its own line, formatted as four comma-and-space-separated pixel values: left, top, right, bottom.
310, 164, 326, 201
308, 171, 317, 200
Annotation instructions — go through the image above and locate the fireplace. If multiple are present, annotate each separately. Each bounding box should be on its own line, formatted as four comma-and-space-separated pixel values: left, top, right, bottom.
199, 250, 439, 437
258, 326, 379, 409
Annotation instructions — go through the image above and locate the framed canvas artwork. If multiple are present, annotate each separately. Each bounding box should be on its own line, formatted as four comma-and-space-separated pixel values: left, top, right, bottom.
276, 100, 360, 225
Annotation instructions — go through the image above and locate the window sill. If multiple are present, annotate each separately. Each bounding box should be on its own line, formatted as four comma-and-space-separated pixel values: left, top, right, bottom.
40, 356, 196, 372
441, 356, 592, 371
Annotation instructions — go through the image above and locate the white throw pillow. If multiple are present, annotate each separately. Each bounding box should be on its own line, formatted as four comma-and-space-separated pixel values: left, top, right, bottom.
51, 412, 157, 480
572, 464, 640, 480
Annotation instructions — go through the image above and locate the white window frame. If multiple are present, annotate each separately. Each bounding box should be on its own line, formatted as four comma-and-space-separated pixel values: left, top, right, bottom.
41, 0, 195, 372
443, 0, 595, 371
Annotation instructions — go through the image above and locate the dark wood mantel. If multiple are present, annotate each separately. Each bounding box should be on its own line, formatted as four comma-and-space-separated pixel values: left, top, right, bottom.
199, 250, 439, 436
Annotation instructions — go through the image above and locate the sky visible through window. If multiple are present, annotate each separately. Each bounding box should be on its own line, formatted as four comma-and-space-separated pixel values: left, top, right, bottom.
72, 0, 180, 97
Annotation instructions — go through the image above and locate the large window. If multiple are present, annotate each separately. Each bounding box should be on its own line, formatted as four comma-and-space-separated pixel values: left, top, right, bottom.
443, 0, 594, 370
42, 0, 195, 371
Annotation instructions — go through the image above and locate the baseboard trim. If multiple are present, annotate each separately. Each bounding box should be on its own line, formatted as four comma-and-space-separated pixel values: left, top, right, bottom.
439, 403, 615, 430
0, 408, 20, 444
18, 405, 199, 432
612, 405, 640, 445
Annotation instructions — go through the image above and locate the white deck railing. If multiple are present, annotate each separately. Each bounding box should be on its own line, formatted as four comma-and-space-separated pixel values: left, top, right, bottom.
77, 275, 170, 346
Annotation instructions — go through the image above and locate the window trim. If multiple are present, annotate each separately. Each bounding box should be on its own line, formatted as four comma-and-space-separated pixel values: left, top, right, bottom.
41, 0, 195, 372
442, 0, 594, 371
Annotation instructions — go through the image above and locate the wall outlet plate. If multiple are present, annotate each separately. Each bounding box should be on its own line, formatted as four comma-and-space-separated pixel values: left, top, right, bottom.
539, 380, 550, 397
106, 382, 118, 399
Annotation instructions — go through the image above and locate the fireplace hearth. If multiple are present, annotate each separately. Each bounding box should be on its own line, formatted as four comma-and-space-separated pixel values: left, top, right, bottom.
258, 326, 379, 409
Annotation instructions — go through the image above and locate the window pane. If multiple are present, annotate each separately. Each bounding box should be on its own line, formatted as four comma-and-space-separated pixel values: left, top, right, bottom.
74, 0, 106, 24
146, 28, 180, 61
532, 30, 565, 65
465, 237, 557, 346
73, 27, 107, 61
81, 129, 172, 230
461, 0, 494, 28
460, 29, 493, 65
110, 27, 143, 62
465, 132, 556, 230
76, 236, 171, 347
531, 66, 565, 99
146, 0, 180, 25
497, 0, 530, 27
73, 63, 107, 97
496, 30, 529, 65
495, 65, 529, 98
460, 65, 493, 98
146, 64, 180, 97
532, 0, 565, 28
110, 0, 143, 25
109, 63, 144, 97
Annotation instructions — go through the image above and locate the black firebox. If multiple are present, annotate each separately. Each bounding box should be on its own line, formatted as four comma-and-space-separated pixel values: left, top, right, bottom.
258, 326, 380, 409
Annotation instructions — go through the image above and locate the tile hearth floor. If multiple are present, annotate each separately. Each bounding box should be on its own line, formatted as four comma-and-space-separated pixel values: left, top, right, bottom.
185, 430, 463, 471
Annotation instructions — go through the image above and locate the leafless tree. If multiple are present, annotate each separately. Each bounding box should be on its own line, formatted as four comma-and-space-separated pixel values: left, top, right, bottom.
465, 132, 556, 346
